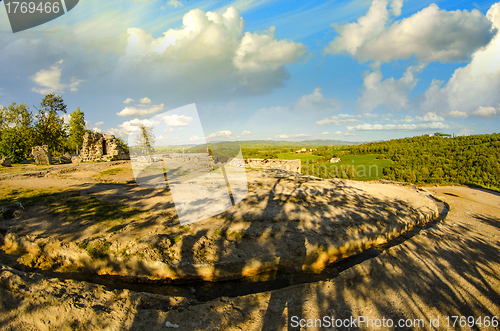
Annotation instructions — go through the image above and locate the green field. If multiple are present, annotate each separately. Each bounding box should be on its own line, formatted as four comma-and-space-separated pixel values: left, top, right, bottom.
302, 154, 393, 180
334, 154, 393, 168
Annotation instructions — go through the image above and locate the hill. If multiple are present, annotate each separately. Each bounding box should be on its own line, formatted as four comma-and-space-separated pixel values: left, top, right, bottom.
346, 133, 500, 191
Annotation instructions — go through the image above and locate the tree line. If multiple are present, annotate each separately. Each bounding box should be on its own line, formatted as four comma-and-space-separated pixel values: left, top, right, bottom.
346, 133, 500, 191
0, 94, 86, 163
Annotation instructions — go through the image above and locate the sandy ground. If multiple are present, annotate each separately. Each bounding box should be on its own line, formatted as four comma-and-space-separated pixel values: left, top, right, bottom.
0, 164, 437, 282
0, 163, 499, 330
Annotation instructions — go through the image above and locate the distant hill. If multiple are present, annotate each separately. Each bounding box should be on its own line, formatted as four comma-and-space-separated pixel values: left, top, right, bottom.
346, 133, 500, 191
234, 139, 362, 147
153, 139, 361, 151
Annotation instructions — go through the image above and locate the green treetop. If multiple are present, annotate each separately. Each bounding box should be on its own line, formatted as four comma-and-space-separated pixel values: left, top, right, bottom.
67, 107, 86, 153
34, 93, 68, 153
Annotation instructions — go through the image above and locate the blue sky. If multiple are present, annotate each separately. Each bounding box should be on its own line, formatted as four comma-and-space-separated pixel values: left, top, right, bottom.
1, 0, 500, 144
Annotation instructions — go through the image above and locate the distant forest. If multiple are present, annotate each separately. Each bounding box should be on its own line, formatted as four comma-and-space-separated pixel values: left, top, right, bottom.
347, 134, 500, 191
238, 133, 500, 191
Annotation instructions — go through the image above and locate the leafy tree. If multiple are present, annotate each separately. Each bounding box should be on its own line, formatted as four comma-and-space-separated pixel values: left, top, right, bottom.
115, 137, 129, 154
41, 93, 67, 114
0, 103, 35, 163
34, 94, 67, 154
67, 108, 86, 153
345, 133, 500, 191
135, 125, 155, 155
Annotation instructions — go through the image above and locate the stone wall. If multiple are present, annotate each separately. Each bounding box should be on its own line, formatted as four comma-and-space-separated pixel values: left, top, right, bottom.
0, 157, 11, 167
31, 145, 52, 165
228, 158, 301, 173
167, 153, 212, 164
133, 153, 301, 173
79, 132, 129, 162
161, 155, 301, 173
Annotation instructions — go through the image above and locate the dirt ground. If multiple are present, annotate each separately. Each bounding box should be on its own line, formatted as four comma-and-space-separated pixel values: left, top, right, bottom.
0, 162, 499, 330
0, 162, 437, 281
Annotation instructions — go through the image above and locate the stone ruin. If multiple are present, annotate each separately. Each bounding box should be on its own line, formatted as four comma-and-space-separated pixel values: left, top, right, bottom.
77, 132, 129, 162
31, 145, 52, 165
60, 153, 72, 164
227, 158, 301, 173
0, 156, 11, 167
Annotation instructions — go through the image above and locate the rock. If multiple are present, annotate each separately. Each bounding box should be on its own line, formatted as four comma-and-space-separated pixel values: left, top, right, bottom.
242, 158, 301, 173
0, 156, 11, 167
60, 153, 72, 164
0, 202, 24, 220
31, 146, 52, 165
165, 321, 179, 328
71, 156, 82, 163
80, 132, 129, 162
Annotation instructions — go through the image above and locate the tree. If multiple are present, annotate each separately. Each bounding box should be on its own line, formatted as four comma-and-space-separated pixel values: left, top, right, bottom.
34, 94, 67, 153
0, 103, 35, 163
67, 108, 86, 154
115, 137, 129, 154
41, 93, 67, 114
135, 125, 155, 155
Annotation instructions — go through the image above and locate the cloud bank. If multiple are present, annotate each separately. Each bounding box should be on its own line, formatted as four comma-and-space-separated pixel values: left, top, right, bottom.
325, 0, 495, 64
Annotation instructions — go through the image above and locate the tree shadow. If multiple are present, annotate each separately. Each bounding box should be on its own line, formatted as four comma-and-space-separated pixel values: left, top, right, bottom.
2, 170, 499, 330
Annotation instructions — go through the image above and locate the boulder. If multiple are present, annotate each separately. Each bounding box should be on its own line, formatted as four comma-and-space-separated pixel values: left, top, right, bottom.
71, 156, 82, 163
0, 201, 24, 220
80, 132, 129, 162
0, 156, 11, 167
60, 153, 72, 164
31, 145, 52, 165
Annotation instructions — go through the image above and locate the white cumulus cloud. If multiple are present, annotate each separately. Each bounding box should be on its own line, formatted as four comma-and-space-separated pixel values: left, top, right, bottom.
140, 97, 152, 104
446, 111, 469, 118
168, 0, 183, 8
316, 114, 362, 125
420, 2, 500, 114
124, 98, 135, 104
396, 112, 445, 123
416, 112, 445, 122
233, 26, 306, 73
473, 106, 499, 117
325, 0, 495, 63
117, 104, 165, 117
237, 130, 251, 137
274, 133, 310, 139
119, 7, 306, 96
31, 60, 83, 94
207, 130, 233, 139
117, 118, 160, 134
291, 87, 345, 113
189, 135, 203, 142
161, 114, 193, 127
356, 65, 423, 112
347, 122, 449, 131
